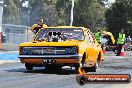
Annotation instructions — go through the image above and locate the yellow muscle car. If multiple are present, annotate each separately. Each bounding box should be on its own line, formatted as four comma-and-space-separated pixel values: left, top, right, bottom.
18, 26, 104, 72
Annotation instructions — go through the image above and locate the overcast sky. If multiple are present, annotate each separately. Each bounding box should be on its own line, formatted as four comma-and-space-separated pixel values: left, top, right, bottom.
22, 1, 29, 8
22, 0, 116, 8
108, 0, 115, 4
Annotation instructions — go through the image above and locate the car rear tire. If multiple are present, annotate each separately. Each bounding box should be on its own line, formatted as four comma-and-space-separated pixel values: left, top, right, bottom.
83, 53, 100, 72
90, 61, 99, 72
75, 64, 80, 73
83, 61, 98, 72
25, 63, 33, 71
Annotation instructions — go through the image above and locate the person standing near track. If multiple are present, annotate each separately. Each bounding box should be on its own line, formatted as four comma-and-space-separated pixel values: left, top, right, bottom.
95, 29, 102, 44
116, 29, 126, 56
31, 17, 47, 34
126, 36, 131, 46
95, 29, 104, 50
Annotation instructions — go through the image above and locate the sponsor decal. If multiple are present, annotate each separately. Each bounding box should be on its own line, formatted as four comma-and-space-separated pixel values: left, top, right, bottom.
76, 74, 131, 85
76, 67, 131, 85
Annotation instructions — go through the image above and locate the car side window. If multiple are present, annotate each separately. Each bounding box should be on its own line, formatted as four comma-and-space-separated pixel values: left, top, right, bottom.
88, 32, 94, 43
86, 33, 91, 43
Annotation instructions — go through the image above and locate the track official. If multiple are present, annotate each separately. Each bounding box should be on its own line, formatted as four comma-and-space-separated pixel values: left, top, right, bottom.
95, 29, 101, 44
117, 29, 125, 56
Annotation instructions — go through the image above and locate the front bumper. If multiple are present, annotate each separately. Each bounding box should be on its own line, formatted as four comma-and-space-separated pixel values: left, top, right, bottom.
18, 54, 83, 59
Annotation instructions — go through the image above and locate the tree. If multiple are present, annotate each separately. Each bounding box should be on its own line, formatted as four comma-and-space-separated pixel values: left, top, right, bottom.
55, 0, 72, 25
3, 0, 60, 26
105, 0, 132, 38
3, 0, 107, 29
3, 0, 20, 24
73, 0, 106, 32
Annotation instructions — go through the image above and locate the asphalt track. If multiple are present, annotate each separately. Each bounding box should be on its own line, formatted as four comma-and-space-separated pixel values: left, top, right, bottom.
0, 51, 132, 88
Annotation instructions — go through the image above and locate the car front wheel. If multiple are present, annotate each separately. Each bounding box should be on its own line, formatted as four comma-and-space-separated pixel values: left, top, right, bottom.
25, 63, 33, 71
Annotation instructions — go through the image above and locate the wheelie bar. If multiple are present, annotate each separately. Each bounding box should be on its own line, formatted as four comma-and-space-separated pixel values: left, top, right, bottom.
76, 67, 131, 85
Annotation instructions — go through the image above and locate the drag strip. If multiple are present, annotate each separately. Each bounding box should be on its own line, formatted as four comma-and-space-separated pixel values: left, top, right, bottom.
0, 55, 131, 88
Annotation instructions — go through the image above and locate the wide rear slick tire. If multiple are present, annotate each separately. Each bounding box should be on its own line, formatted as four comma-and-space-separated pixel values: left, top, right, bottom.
75, 64, 80, 73
83, 53, 100, 72
83, 61, 99, 72
89, 61, 99, 72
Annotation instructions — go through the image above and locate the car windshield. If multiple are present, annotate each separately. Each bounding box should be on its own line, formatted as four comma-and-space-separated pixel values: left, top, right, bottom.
36, 28, 84, 41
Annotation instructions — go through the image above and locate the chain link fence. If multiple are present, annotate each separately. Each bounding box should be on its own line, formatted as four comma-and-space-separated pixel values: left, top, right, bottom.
1, 33, 33, 51
1, 24, 33, 51
6, 33, 25, 44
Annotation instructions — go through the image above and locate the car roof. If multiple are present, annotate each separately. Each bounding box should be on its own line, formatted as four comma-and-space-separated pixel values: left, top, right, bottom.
44, 26, 84, 28
41, 26, 88, 31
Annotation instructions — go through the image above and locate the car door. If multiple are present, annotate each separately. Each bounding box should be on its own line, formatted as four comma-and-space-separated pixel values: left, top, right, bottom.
87, 31, 99, 62
85, 32, 94, 64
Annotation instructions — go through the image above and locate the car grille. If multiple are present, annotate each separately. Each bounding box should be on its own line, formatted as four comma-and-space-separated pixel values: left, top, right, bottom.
21, 47, 77, 55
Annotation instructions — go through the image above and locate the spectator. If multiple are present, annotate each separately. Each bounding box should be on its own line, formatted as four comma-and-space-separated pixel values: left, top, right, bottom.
126, 36, 131, 46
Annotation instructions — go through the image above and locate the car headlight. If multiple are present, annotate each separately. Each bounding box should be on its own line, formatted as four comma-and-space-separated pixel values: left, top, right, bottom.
28, 48, 33, 54
65, 47, 77, 54
21, 47, 32, 55
21, 48, 27, 54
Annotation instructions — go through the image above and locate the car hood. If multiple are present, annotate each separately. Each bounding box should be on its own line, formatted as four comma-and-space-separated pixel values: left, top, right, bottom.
19, 40, 84, 47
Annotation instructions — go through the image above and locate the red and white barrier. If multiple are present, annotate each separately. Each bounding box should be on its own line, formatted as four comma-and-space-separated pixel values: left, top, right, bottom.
120, 45, 125, 56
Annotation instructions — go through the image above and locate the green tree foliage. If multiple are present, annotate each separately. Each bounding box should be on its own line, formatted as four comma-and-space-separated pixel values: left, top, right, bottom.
97, 0, 106, 6
73, 0, 106, 32
3, 0, 20, 24
3, 0, 106, 30
24, 0, 60, 26
55, 0, 72, 25
105, 0, 132, 38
